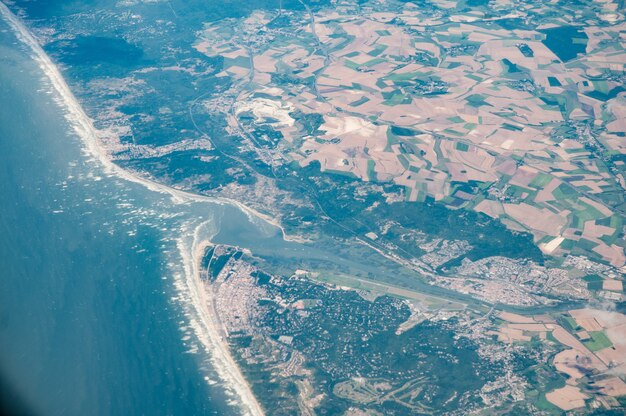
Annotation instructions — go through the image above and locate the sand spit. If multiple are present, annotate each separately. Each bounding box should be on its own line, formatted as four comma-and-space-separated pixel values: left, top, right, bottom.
0, 4, 263, 415
176, 222, 264, 416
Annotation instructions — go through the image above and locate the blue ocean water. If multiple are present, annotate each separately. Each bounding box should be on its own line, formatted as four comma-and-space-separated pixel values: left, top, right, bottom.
0, 18, 238, 416
0, 13, 357, 414
0, 3, 535, 414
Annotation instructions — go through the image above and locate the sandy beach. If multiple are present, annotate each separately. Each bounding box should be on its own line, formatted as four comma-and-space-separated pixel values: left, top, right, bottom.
0, 3, 264, 415
0, 2, 286, 238
176, 222, 264, 415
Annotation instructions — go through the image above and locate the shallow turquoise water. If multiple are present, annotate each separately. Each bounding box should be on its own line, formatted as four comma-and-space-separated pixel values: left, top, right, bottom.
0, 19, 236, 416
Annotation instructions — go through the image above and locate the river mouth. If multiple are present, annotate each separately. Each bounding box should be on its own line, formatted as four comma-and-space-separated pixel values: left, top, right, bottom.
0, 11, 442, 413
0, 5, 331, 414
1, 3, 604, 415
0, 8, 255, 415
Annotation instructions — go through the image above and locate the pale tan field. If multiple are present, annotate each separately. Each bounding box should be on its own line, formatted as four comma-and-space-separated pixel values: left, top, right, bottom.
193, 1, 626, 266
546, 385, 588, 411
499, 312, 537, 324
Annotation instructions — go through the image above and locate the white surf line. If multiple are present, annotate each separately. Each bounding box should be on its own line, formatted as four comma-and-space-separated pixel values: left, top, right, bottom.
0, 4, 264, 415
176, 221, 264, 416
0, 1, 287, 239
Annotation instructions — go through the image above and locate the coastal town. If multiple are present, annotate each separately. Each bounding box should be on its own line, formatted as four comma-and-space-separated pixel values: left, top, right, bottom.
4, 0, 624, 414
201, 242, 626, 414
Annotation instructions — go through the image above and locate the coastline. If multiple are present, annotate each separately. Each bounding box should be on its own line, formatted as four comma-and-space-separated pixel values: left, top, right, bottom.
176, 222, 264, 416
0, 3, 264, 415
0, 2, 287, 241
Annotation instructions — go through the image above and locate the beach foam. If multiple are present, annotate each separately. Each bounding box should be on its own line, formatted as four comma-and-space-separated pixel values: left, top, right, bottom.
174, 220, 264, 415
0, 4, 264, 415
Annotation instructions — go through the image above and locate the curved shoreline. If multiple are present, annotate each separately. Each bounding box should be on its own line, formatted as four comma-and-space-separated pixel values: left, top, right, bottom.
0, 1, 287, 240
0, 4, 264, 415
177, 222, 264, 416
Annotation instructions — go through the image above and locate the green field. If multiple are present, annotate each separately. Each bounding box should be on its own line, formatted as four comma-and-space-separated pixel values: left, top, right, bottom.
583, 331, 613, 352
529, 173, 553, 188
558, 315, 580, 331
